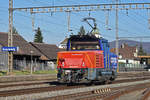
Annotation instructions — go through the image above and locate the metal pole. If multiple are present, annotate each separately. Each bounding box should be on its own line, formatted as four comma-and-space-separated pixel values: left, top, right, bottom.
148, 9, 150, 29
8, 0, 13, 75
105, 10, 109, 30
116, 0, 119, 72
67, 11, 71, 36
31, 14, 35, 32
30, 51, 33, 74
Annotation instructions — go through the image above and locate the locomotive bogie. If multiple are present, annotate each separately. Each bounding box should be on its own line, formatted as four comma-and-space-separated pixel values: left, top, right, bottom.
57, 68, 117, 83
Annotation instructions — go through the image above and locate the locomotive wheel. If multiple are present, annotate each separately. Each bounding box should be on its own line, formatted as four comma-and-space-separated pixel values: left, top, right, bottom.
110, 76, 115, 81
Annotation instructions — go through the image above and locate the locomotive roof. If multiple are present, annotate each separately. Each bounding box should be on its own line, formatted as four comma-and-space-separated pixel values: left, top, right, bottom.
69, 35, 108, 43
69, 35, 99, 41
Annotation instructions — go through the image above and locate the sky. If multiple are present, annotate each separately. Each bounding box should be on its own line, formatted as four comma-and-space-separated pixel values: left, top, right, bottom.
0, 0, 150, 45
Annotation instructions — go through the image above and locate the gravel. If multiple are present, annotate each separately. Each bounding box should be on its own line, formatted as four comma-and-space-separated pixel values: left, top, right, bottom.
0, 84, 51, 92
0, 80, 54, 86
116, 89, 145, 100
1, 79, 150, 100
0, 74, 56, 83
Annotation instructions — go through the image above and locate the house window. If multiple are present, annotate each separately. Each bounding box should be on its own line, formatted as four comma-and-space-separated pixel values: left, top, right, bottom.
119, 53, 122, 59
136, 48, 138, 53
134, 53, 137, 57
126, 60, 129, 64
121, 44, 124, 48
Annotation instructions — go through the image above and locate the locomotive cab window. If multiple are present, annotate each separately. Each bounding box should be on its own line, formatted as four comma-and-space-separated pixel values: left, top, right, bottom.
71, 41, 100, 50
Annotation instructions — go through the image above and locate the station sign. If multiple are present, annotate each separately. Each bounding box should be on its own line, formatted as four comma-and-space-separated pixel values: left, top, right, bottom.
1, 47, 18, 52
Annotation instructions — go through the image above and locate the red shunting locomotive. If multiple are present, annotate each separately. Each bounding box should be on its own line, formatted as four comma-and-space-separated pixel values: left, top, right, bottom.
57, 18, 118, 83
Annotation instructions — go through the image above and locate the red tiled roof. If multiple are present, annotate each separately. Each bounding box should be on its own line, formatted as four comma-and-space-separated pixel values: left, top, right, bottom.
110, 44, 137, 59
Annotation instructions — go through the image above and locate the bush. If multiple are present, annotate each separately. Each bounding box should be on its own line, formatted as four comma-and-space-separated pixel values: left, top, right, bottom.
0, 71, 7, 76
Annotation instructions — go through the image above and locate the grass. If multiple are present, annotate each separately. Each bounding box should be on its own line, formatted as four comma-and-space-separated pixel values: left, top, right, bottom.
13, 70, 30, 75
13, 70, 57, 75
0, 70, 57, 76
33, 70, 57, 74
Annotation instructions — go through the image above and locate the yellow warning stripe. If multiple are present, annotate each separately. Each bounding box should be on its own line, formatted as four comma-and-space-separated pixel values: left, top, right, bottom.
92, 88, 111, 94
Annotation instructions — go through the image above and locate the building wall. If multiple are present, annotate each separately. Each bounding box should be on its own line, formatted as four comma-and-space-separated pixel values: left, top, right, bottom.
118, 59, 140, 64
148, 59, 150, 65
118, 59, 126, 63
59, 44, 67, 49
0, 45, 8, 71
128, 59, 140, 64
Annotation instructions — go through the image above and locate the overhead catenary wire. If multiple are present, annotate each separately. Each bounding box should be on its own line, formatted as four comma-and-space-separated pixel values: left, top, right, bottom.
14, 11, 79, 30
105, 9, 111, 30
13, 6, 149, 40
118, 11, 148, 36
13, 11, 82, 42
121, 11, 150, 33
4, 0, 150, 41
71, 11, 145, 38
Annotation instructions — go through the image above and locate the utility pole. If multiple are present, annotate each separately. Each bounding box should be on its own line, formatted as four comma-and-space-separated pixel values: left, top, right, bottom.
116, 0, 119, 72
31, 14, 35, 32
67, 11, 71, 37
8, 0, 13, 75
30, 51, 33, 74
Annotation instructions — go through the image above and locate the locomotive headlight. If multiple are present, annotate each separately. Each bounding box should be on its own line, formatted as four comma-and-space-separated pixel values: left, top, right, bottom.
62, 62, 65, 67
59, 58, 65, 67
82, 62, 85, 67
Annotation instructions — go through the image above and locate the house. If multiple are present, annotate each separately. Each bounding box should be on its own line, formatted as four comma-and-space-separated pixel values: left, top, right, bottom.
30, 42, 62, 69
138, 56, 150, 66
0, 32, 42, 71
30, 42, 61, 61
0, 32, 61, 71
110, 43, 139, 64
58, 38, 68, 49
0, 32, 41, 57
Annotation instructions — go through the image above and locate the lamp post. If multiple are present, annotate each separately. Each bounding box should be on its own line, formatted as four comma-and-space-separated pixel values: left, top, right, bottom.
30, 51, 33, 74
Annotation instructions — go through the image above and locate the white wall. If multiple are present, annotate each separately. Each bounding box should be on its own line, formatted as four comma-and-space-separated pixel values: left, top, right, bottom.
118, 59, 140, 64
59, 44, 67, 49
118, 59, 126, 63
128, 59, 140, 64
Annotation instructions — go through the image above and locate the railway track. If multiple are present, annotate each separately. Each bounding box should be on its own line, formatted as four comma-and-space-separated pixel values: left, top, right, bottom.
0, 80, 52, 88
0, 73, 150, 89
38, 80, 150, 100
0, 76, 149, 91
0, 83, 87, 97
103, 83, 150, 100
0, 72, 150, 100
140, 88, 150, 100
0, 76, 150, 100
117, 72, 150, 78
